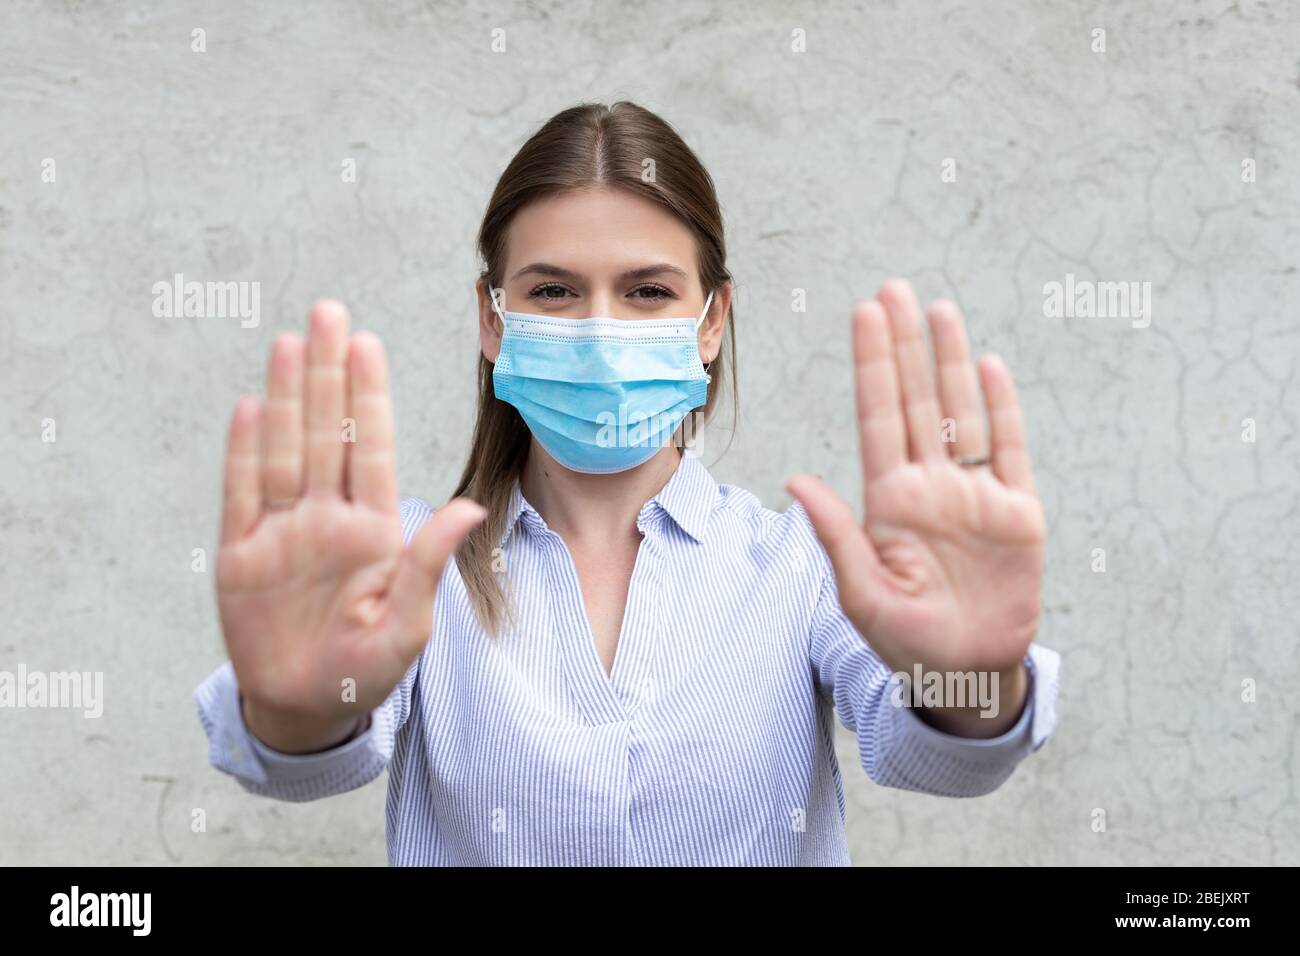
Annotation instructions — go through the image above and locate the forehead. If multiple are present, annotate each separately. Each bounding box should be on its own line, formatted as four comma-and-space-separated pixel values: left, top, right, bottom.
505, 187, 698, 277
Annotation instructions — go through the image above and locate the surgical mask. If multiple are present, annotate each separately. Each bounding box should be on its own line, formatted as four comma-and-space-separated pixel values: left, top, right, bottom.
490, 288, 715, 474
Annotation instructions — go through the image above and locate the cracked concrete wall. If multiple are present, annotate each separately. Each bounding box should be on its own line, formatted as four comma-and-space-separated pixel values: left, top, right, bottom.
2, 0, 1297, 865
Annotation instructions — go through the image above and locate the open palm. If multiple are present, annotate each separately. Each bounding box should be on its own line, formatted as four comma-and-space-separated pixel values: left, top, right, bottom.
216, 300, 484, 752
788, 279, 1045, 680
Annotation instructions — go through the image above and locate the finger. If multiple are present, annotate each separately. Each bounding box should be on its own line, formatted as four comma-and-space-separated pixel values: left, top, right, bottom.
979, 354, 1037, 495
346, 332, 398, 514
785, 473, 884, 628
304, 299, 351, 496
927, 300, 986, 461
852, 300, 907, 481
221, 397, 263, 545
387, 498, 488, 659
262, 333, 305, 505
876, 279, 945, 463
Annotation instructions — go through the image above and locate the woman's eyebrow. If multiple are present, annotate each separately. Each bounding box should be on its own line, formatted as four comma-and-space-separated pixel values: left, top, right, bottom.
510, 262, 580, 281
617, 263, 688, 281
509, 262, 688, 282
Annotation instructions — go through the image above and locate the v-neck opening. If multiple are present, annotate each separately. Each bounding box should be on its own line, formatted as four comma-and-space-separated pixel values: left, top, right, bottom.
543, 528, 657, 725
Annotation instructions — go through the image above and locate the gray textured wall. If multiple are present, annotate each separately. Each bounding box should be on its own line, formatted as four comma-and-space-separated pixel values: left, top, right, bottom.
2, 0, 1297, 865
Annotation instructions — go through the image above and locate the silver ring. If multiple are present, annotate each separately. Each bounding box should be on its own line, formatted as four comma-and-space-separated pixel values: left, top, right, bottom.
955, 454, 991, 468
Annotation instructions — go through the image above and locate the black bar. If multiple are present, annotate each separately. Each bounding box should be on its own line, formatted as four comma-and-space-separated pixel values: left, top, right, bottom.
0, 866, 1280, 940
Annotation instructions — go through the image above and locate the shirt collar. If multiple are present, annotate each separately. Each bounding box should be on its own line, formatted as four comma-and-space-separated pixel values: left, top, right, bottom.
500, 450, 718, 546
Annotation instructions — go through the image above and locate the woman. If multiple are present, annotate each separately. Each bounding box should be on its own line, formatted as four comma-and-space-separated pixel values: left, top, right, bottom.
195, 101, 1060, 866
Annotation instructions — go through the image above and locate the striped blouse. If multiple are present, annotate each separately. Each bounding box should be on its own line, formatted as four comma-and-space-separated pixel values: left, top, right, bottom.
194, 450, 1061, 865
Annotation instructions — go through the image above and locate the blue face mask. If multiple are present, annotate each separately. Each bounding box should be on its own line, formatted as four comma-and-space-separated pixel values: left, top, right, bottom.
490, 288, 715, 474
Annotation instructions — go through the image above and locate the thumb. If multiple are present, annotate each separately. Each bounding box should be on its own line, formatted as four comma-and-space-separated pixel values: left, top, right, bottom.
785, 473, 883, 628
387, 497, 487, 658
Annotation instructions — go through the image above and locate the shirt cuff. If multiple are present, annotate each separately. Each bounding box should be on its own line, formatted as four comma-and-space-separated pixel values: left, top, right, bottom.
193, 661, 393, 793
879, 643, 1060, 790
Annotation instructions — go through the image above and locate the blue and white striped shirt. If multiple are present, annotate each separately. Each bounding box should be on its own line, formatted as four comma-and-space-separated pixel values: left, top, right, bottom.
195, 450, 1061, 865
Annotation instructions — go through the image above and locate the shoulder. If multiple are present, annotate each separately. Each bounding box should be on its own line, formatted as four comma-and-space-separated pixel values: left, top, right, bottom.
708, 480, 832, 584
399, 495, 435, 545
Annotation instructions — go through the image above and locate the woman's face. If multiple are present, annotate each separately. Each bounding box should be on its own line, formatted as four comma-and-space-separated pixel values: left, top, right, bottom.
478, 187, 729, 364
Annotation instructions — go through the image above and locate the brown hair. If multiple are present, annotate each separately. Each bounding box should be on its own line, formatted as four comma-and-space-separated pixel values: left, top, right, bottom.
453, 100, 737, 635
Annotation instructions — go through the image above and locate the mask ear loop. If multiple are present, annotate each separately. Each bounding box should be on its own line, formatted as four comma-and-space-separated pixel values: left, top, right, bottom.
694, 288, 715, 332
695, 288, 716, 381
489, 287, 507, 334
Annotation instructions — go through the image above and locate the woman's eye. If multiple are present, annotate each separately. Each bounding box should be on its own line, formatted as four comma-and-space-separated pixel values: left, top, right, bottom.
524, 283, 677, 304
629, 284, 675, 301
527, 283, 573, 301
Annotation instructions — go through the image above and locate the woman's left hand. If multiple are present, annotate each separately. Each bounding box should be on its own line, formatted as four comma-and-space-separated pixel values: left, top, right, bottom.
787, 279, 1045, 734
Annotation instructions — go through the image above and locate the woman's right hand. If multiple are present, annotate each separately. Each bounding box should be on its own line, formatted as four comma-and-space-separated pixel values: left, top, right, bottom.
215, 300, 485, 754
